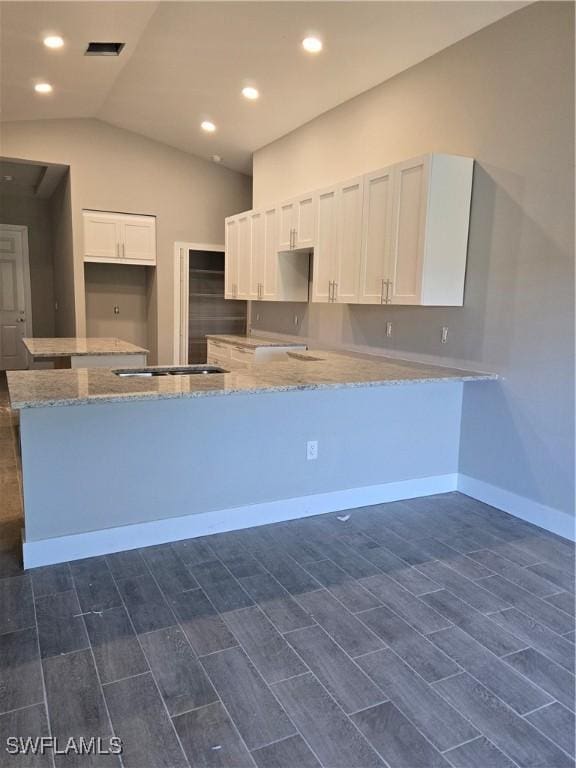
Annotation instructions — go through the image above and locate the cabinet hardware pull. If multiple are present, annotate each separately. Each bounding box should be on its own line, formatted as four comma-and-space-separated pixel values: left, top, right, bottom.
333, 282, 338, 302
328, 281, 332, 302
122, 243, 126, 258
385, 279, 391, 304
380, 278, 385, 304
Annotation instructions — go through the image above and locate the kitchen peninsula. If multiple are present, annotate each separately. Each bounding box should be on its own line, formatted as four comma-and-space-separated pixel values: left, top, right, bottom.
8, 345, 496, 567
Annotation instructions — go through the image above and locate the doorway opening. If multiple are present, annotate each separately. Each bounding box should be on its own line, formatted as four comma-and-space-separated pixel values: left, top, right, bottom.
0, 157, 71, 369
174, 242, 247, 365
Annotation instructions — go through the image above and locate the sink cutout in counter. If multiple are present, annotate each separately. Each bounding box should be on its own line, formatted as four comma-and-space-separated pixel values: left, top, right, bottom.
114, 365, 228, 377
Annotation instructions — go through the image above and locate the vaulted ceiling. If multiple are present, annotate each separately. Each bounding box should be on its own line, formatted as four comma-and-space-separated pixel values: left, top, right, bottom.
1, 1, 527, 174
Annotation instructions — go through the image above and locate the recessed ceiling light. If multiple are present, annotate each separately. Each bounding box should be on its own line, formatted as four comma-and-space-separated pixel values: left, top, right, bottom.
211, 154, 222, 163
242, 86, 259, 100
201, 120, 216, 133
302, 36, 323, 53
34, 83, 53, 94
43, 35, 64, 49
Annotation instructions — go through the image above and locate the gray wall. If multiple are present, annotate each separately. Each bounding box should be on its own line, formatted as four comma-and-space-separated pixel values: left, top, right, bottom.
251, 3, 575, 519
84, 262, 150, 349
1, 118, 252, 363
49, 172, 75, 337
21, 382, 462, 541
0, 192, 56, 336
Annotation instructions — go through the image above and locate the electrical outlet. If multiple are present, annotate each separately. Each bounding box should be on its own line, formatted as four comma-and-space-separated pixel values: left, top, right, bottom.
441, 326, 449, 344
386, 321, 393, 337
306, 440, 318, 460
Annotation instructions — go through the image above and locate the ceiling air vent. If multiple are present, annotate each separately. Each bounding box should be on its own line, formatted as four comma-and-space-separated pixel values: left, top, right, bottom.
85, 42, 125, 56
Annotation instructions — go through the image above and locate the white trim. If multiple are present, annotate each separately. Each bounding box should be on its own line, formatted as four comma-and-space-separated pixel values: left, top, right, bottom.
458, 474, 576, 541
173, 241, 224, 365
0, 223, 33, 367
23, 473, 458, 567
23, 471, 574, 567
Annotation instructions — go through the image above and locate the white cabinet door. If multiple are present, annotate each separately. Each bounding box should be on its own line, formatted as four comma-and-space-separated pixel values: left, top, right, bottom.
262, 207, 279, 300
236, 213, 252, 299
334, 177, 363, 304
224, 216, 239, 299
388, 156, 429, 305
311, 187, 338, 303
278, 200, 295, 251
359, 166, 394, 304
277, 193, 316, 250
250, 210, 264, 300
294, 193, 316, 248
121, 216, 156, 262
83, 212, 121, 260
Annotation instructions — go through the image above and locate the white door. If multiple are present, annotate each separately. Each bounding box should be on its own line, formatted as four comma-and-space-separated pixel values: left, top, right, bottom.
294, 193, 316, 248
334, 177, 363, 303
224, 217, 238, 299
359, 166, 394, 304
278, 200, 295, 251
122, 216, 156, 262
311, 187, 338, 303
250, 211, 264, 300
236, 213, 252, 299
0, 225, 31, 370
262, 207, 278, 300
389, 156, 429, 305
83, 211, 121, 260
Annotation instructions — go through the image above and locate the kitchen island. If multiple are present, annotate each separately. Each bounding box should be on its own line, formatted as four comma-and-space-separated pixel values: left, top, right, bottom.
8, 348, 496, 567
23, 336, 148, 369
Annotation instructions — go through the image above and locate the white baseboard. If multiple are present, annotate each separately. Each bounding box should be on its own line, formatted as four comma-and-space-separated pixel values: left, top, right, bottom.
23, 471, 574, 567
23, 473, 458, 568
458, 474, 576, 542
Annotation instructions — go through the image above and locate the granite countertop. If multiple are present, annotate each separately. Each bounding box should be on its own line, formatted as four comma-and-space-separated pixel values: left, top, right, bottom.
206, 334, 306, 349
23, 337, 149, 357
7, 349, 497, 410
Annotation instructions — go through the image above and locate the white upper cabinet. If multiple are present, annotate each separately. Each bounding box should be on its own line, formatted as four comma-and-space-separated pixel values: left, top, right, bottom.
121, 216, 157, 263
278, 192, 317, 250
388, 155, 429, 305
83, 210, 156, 265
226, 205, 309, 302
249, 210, 264, 300
261, 207, 279, 301
311, 187, 337, 303
225, 152, 473, 307
359, 166, 394, 304
225, 216, 239, 299
312, 178, 363, 303
334, 177, 363, 303
236, 212, 252, 300
359, 154, 473, 306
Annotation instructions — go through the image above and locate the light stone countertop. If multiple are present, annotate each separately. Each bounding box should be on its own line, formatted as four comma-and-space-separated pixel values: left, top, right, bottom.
7, 349, 497, 410
206, 334, 306, 349
23, 337, 149, 357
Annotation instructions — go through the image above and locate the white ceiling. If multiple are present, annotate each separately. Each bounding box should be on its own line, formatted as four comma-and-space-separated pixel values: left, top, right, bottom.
1, 1, 527, 174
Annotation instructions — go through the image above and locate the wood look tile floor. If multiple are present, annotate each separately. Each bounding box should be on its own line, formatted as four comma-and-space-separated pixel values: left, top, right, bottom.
0, 374, 574, 767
